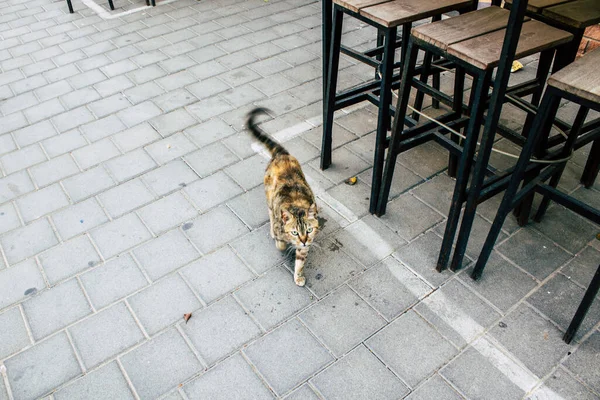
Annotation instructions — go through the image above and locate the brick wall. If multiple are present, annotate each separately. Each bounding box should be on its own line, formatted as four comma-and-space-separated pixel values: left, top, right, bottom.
578, 25, 600, 57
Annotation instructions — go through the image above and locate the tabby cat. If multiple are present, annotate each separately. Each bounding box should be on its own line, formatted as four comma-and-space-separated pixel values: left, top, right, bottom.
246, 108, 319, 287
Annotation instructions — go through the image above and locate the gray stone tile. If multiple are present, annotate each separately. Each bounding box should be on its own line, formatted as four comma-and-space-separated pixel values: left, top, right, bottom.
440, 345, 526, 400
184, 142, 239, 178
184, 171, 243, 212
528, 274, 600, 341
117, 101, 163, 128
91, 213, 152, 259
529, 367, 600, 400
99, 179, 155, 218
144, 133, 197, 165
154, 88, 198, 113
186, 97, 233, 121
30, 154, 80, 188
0, 171, 35, 203
349, 257, 432, 321
62, 166, 116, 203
380, 193, 444, 242
235, 266, 313, 330
227, 186, 269, 229
0, 202, 20, 236
230, 224, 288, 275
129, 274, 201, 335
185, 118, 236, 147
184, 206, 249, 253
52, 106, 96, 133
182, 296, 262, 365
1, 218, 58, 264
535, 206, 598, 255
142, 160, 199, 196
300, 285, 385, 357
72, 138, 121, 170
1, 145, 46, 175
41, 129, 87, 159
70, 302, 145, 369
111, 123, 161, 153
224, 154, 269, 191
416, 278, 501, 348
0, 306, 30, 360
52, 198, 109, 240
80, 254, 148, 309
12, 120, 57, 147
491, 304, 571, 377
5, 333, 81, 400
0, 259, 45, 309
562, 246, 600, 288
23, 278, 92, 340
393, 231, 454, 288
498, 228, 576, 280
138, 192, 197, 235
284, 385, 320, 400
17, 184, 70, 223
133, 229, 200, 281
54, 361, 135, 400
308, 147, 369, 185
303, 124, 358, 153
183, 353, 273, 400
461, 253, 538, 312
397, 141, 449, 179
104, 149, 157, 183
244, 319, 333, 396
405, 374, 464, 400
311, 345, 409, 400
149, 109, 197, 137
123, 81, 165, 104
367, 310, 457, 388
121, 328, 202, 400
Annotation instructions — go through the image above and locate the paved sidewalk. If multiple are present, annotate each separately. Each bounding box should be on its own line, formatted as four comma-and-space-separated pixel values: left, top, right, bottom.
0, 0, 599, 399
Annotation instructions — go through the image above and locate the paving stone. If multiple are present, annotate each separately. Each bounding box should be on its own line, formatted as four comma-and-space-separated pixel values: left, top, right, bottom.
123, 81, 165, 104
405, 374, 464, 400
38, 235, 99, 285
380, 193, 445, 242
397, 141, 449, 179
184, 206, 248, 253
349, 257, 432, 321
367, 310, 457, 388
0, 259, 45, 309
528, 274, 600, 341
54, 361, 135, 400
186, 77, 230, 100
284, 385, 320, 400
129, 273, 201, 335
5, 333, 81, 400
0, 306, 30, 360
138, 191, 197, 234
60, 87, 101, 110
311, 344, 409, 400
529, 367, 600, 400
24, 278, 92, 340
99, 179, 155, 218
142, 160, 199, 196
94, 75, 134, 97
1, 218, 58, 264
133, 229, 200, 281
1, 144, 46, 175
105, 149, 157, 183
80, 115, 126, 144
440, 344, 526, 400
67, 69, 107, 90
12, 120, 57, 148
227, 186, 269, 229
0, 202, 21, 236
35, 80, 73, 102
184, 171, 243, 212
498, 228, 573, 280
117, 101, 163, 128
149, 109, 197, 138
52, 106, 96, 133
535, 206, 598, 255
30, 154, 80, 188
491, 304, 571, 377
72, 138, 121, 170
184, 118, 235, 148
0, 171, 33, 204
144, 132, 196, 165
244, 319, 333, 396
562, 246, 600, 288
300, 285, 385, 356
91, 213, 152, 259
184, 141, 239, 178
17, 184, 70, 223
183, 353, 272, 399
230, 224, 288, 274
111, 123, 161, 153
121, 328, 202, 399
80, 254, 148, 309
70, 302, 146, 369
181, 296, 262, 365
62, 166, 115, 203
251, 74, 297, 97
52, 198, 108, 240
41, 129, 87, 158
186, 96, 233, 121
154, 88, 198, 113
393, 231, 454, 288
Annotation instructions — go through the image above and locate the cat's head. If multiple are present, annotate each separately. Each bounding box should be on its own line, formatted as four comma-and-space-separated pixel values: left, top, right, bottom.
281, 203, 319, 248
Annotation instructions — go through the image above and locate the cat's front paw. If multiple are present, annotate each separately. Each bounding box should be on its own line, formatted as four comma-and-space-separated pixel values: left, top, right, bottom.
276, 240, 287, 250
294, 275, 306, 286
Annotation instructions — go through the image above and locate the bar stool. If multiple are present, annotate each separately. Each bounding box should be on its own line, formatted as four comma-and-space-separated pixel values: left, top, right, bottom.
470, 47, 600, 343
375, 1, 573, 274
321, 0, 477, 214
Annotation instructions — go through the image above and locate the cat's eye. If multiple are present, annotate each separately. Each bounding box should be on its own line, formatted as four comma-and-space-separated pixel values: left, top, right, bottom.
291, 231, 298, 236
307, 227, 313, 233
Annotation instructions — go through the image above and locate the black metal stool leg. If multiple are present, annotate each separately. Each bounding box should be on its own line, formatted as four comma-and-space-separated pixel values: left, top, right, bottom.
431, 15, 442, 110
535, 106, 589, 222
448, 66, 466, 178
564, 263, 600, 344
108, 0, 115, 10
436, 70, 492, 272
581, 138, 600, 188
521, 49, 554, 137
411, 50, 434, 122
370, 27, 398, 214
321, 6, 344, 170
66, 0, 74, 13
471, 93, 561, 280
376, 39, 419, 216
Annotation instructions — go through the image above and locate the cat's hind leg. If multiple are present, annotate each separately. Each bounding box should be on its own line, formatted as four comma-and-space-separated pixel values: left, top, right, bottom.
268, 207, 275, 238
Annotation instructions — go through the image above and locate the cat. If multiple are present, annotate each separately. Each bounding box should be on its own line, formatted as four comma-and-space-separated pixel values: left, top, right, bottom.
246, 107, 319, 287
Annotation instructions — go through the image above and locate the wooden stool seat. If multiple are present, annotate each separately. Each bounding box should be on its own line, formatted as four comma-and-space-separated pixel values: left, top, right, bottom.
358, 0, 472, 28
505, 0, 570, 13
332, 0, 388, 13
548, 47, 600, 105
448, 19, 573, 70
543, 0, 600, 29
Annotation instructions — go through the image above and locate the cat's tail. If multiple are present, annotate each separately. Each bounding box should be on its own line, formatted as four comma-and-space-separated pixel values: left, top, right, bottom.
246, 107, 289, 157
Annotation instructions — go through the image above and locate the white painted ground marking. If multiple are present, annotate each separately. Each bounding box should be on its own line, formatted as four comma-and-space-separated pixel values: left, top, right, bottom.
80, 0, 180, 19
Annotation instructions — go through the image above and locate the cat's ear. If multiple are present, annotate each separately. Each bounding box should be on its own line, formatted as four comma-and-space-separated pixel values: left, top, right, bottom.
308, 203, 317, 218
281, 209, 292, 223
